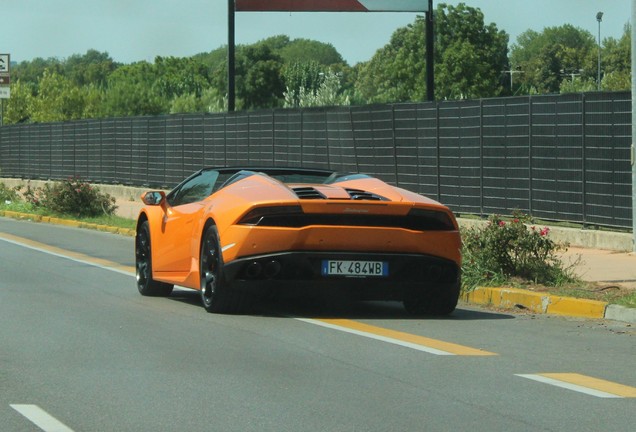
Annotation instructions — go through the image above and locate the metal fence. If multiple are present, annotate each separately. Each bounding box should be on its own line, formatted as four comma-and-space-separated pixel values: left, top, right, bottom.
0, 92, 632, 229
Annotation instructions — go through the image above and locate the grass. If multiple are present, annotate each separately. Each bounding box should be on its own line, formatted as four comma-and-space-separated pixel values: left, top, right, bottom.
0, 201, 137, 231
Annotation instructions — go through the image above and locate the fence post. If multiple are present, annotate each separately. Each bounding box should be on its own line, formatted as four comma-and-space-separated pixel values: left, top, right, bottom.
479, 98, 484, 216
528, 96, 533, 216
391, 104, 398, 186
436, 101, 441, 203
581, 93, 587, 226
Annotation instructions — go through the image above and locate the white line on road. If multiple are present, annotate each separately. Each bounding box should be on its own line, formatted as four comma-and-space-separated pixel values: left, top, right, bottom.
10, 404, 75, 432
0, 235, 135, 277
515, 374, 623, 398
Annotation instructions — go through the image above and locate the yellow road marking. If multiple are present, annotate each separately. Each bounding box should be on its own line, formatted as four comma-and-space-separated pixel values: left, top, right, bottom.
302, 318, 497, 356
539, 373, 636, 398
0, 232, 135, 275
517, 373, 636, 398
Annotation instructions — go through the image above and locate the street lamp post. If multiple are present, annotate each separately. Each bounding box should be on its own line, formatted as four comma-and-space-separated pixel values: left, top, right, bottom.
596, 11, 603, 90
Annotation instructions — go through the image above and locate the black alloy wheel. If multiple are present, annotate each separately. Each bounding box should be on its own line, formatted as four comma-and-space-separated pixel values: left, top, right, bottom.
135, 221, 173, 296
200, 224, 249, 314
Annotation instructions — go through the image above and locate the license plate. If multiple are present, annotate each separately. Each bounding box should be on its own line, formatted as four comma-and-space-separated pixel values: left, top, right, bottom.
321, 260, 388, 277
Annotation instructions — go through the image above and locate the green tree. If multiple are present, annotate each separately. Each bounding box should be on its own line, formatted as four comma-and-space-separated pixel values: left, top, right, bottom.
4, 80, 34, 124
64, 49, 117, 87
354, 18, 426, 103
101, 62, 168, 117
354, 3, 508, 103
559, 76, 596, 93
600, 23, 631, 91
284, 70, 350, 108
170, 93, 199, 114
12, 57, 63, 91
434, 2, 509, 99
199, 36, 348, 111
280, 38, 346, 66
82, 84, 105, 118
235, 44, 285, 109
199, 87, 228, 113
29, 69, 86, 122
154, 56, 212, 99
510, 25, 596, 94
282, 61, 324, 107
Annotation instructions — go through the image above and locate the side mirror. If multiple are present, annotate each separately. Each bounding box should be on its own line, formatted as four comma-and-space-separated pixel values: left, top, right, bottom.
141, 191, 166, 206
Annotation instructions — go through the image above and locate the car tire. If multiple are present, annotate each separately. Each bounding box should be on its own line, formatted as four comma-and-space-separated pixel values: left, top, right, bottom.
200, 224, 250, 314
135, 220, 174, 297
403, 282, 460, 316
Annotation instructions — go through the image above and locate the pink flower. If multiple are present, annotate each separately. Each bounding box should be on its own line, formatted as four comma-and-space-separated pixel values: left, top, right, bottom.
540, 227, 550, 236
498, 221, 505, 227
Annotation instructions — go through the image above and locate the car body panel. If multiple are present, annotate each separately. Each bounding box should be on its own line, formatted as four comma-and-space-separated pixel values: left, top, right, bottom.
136, 167, 462, 310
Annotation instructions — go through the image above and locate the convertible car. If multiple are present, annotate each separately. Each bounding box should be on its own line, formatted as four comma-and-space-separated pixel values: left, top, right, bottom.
135, 167, 462, 315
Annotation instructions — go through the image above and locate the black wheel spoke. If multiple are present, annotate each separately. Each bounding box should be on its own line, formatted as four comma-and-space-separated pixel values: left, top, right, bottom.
135, 221, 173, 297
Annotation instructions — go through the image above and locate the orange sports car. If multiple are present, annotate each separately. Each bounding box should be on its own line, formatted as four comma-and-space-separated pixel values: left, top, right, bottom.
135, 167, 462, 315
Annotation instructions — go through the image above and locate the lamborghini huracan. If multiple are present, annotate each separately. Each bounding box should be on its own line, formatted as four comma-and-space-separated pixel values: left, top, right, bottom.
135, 167, 462, 315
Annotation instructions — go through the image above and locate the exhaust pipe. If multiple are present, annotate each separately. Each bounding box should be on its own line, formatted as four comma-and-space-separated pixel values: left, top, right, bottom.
264, 260, 282, 278
245, 261, 262, 278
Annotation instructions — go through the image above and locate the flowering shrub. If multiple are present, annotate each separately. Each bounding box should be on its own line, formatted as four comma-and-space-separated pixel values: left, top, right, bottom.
0, 182, 21, 203
462, 212, 575, 290
24, 177, 117, 217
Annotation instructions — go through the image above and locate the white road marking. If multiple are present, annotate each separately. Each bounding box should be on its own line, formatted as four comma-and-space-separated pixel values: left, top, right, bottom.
515, 374, 623, 398
0, 235, 135, 277
296, 318, 455, 355
10, 404, 75, 432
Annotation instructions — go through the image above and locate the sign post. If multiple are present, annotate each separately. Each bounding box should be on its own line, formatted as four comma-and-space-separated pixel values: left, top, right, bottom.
0, 53, 10, 126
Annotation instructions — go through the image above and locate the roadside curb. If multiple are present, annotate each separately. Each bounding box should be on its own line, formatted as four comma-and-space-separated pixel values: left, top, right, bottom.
462, 287, 636, 323
0, 209, 136, 237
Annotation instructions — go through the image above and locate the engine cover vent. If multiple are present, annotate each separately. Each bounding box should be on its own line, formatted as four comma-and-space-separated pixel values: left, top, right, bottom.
292, 187, 325, 199
345, 188, 388, 201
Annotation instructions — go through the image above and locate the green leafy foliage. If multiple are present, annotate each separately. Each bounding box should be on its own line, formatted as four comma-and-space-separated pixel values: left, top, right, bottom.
355, 3, 509, 103
599, 24, 632, 91
278, 37, 345, 66
462, 212, 576, 291
283, 61, 324, 106
23, 177, 117, 218
434, 3, 509, 100
510, 25, 597, 94
235, 44, 286, 110
0, 183, 21, 203
283, 62, 350, 108
354, 19, 427, 103
3, 8, 632, 122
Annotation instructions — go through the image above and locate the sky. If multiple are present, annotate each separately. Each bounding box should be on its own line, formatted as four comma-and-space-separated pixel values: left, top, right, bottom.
3, 0, 632, 66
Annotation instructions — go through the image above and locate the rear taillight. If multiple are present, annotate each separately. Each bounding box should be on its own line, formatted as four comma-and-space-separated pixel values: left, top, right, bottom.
407, 208, 456, 231
239, 205, 304, 226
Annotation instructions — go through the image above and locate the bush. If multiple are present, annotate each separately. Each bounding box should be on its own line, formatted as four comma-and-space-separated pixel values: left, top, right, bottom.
462, 212, 575, 290
24, 177, 117, 217
0, 182, 21, 203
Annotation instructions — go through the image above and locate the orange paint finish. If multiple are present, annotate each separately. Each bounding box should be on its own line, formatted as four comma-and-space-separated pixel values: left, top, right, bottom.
220, 224, 461, 265
136, 168, 463, 298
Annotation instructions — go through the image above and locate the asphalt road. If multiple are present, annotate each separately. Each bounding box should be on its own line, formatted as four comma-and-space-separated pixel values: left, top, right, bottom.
1, 217, 635, 432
